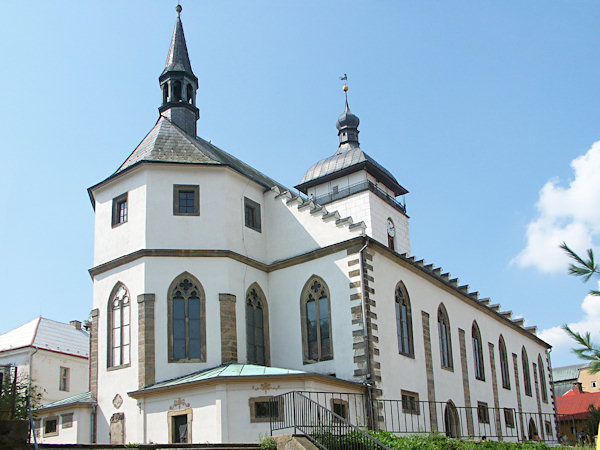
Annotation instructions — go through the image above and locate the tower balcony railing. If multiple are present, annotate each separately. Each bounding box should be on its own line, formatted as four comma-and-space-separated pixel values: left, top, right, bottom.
313, 180, 406, 214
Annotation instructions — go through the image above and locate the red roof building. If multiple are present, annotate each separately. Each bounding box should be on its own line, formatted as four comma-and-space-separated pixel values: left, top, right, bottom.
557, 383, 600, 419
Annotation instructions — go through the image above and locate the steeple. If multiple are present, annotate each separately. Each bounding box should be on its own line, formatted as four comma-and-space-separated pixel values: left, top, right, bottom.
158, 5, 199, 136
336, 84, 360, 150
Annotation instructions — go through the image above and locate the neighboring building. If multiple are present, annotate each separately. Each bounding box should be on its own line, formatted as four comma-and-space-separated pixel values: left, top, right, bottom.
56, 5, 555, 445
556, 382, 600, 444
0, 317, 89, 405
552, 363, 593, 397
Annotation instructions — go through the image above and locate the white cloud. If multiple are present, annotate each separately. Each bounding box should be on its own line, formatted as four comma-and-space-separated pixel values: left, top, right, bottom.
539, 285, 600, 353
512, 141, 600, 273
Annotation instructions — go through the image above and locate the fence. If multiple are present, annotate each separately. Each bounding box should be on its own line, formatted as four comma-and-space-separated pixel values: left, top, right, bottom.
313, 180, 407, 214
270, 391, 574, 445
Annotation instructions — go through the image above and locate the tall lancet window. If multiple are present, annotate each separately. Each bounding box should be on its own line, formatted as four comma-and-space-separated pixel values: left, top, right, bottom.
168, 273, 206, 362
301, 276, 333, 363
538, 354, 548, 403
108, 283, 130, 368
246, 284, 270, 366
499, 335, 511, 389
438, 304, 453, 369
395, 282, 414, 356
472, 321, 485, 380
522, 347, 532, 396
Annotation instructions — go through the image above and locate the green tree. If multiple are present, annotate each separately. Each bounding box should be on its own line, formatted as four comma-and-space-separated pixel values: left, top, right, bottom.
560, 242, 600, 374
0, 372, 42, 420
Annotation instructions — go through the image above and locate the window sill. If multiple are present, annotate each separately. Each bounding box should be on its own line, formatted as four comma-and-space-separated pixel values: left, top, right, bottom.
303, 356, 333, 365
111, 221, 127, 229
174, 212, 200, 216
398, 351, 415, 359
441, 365, 454, 373
107, 363, 131, 371
244, 224, 262, 233
475, 376, 486, 382
502, 385, 511, 390
169, 358, 206, 363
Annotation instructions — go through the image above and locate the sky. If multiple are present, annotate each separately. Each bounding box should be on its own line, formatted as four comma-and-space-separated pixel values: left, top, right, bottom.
1, 1, 599, 368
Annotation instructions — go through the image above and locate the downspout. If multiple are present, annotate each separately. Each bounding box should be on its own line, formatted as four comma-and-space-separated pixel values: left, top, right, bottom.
358, 236, 376, 429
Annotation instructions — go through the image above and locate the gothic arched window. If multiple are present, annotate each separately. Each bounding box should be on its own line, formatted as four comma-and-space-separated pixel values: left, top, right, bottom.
472, 321, 485, 381
173, 81, 182, 102
168, 273, 206, 362
395, 282, 414, 357
186, 84, 194, 104
499, 335, 511, 389
438, 304, 453, 369
301, 276, 333, 363
538, 354, 548, 403
246, 283, 270, 366
162, 83, 169, 105
522, 347, 532, 396
108, 283, 130, 368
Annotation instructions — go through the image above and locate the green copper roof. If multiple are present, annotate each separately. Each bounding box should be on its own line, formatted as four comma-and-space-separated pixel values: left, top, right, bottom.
37, 391, 96, 411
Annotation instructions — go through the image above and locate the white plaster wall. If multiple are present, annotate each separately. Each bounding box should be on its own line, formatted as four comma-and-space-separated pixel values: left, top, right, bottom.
268, 250, 357, 381
371, 250, 554, 420
0, 348, 31, 379
32, 350, 89, 404
33, 408, 91, 444
92, 168, 148, 266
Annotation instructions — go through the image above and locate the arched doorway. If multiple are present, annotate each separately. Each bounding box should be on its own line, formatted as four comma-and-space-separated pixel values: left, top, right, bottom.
528, 418, 538, 441
444, 401, 461, 438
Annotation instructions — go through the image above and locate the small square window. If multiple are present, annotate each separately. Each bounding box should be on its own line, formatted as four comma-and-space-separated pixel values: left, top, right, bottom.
61, 413, 73, 429
504, 408, 515, 428
401, 390, 420, 415
111, 193, 128, 227
477, 402, 489, 424
173, 185, 199, 216
244, 197, 261, 232
59, 367, 69, 392
592, 381, 597, 388
44, 417, 58, 436
331, 399, 349, 420
249, 396, 280, 423
332, 185, 339, 194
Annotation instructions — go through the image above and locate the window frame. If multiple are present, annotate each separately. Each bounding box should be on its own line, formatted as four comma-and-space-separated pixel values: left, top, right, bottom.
395, 282, 414, 357
300, 276, 333, 364
499, 335, 511, 390
167, 408, 192, 444
503, 408, 515, 428
249, 396, 282, 423
437, 304, 453, 370
401, 390, 420, 415
538, 354, 548, 403
59, 366, 69, 392
61, 413, 73, 429
522, 347, 532, 397
477, 401, 490, 424
244, 197, 262, 232
111, 193, 128, 227
330, 398, 350, 420
107, 283, 131, 369
43, 417, 59, 437
471, 322, 485, 381
246, 283, 270, 366
173, 185, 200, 216
168, 272, 206, 363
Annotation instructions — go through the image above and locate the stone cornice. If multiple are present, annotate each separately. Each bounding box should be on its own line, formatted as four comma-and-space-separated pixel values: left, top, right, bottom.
88, 237, 364, 279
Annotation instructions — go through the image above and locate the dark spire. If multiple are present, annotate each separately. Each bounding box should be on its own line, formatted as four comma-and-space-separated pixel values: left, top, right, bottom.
158, 5, 199, 137
336, 84, 360, 149
161, 5, 196, 80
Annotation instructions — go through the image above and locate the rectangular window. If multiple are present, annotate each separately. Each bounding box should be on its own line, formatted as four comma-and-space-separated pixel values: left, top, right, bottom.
171, 414, 188, 443
111, 193, 128, 227
59, 367, 69, 392
44, 417, 58, 436
477, 402, 489, 424
332, 185, 339, 194
331, 399, 349, 420
401, 390, 420, 415
249, 396, 280, 423
504, 408, 515, 428
545, 421, 552, 435
173, 185, 199, 216
61, 413, 73, 429
244, 197, 261, 232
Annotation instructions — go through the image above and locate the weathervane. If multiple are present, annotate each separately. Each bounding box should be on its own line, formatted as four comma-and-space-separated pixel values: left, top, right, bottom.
340, 73, 349, 101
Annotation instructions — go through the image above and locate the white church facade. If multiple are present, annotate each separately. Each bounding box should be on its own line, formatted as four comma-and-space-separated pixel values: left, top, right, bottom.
35, 6, 555, 445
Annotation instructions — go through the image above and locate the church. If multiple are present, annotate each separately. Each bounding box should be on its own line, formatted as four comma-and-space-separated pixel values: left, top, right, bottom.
34, 6, 555, 445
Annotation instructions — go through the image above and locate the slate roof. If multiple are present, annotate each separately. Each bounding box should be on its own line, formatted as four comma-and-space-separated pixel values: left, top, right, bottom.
0, 317, 89, 358
556, 388, 600, 418
112, 116, 286, 193
37, 391, 96, 411
552, 363, 588, 382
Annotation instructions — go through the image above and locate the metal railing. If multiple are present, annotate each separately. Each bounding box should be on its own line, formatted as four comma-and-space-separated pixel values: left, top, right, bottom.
270, 391, 390, 449
270, 391, 573, 445
314, 180, 406, 214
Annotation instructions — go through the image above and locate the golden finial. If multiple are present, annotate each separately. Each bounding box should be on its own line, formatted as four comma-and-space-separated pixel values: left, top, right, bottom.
343, 85, 349, 92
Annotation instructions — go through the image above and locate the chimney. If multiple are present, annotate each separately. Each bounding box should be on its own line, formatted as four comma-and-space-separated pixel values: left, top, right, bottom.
70, 320, 82, 330
573, 382, 583, 393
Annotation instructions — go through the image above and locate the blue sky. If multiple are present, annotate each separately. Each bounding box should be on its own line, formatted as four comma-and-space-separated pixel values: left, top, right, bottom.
1, 1, 599, 367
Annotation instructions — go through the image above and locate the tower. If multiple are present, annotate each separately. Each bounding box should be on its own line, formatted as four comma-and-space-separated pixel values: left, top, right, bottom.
158, 5, 199, 136
296, 84, 411, 254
